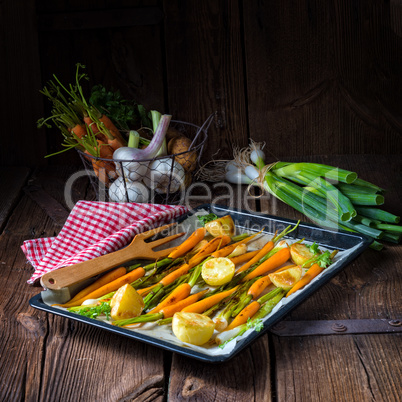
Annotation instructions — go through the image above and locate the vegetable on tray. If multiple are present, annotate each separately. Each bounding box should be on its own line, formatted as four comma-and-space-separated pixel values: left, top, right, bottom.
48, 213, 346, 351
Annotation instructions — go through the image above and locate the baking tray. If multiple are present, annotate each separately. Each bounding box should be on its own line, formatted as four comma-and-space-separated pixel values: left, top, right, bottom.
30, 204, 371, 363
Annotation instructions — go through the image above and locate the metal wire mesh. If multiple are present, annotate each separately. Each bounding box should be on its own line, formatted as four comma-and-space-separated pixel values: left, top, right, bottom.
78, 115, 212, 205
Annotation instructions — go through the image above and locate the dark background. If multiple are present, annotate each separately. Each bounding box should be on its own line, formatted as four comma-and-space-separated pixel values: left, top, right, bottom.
1, 0, 402, 167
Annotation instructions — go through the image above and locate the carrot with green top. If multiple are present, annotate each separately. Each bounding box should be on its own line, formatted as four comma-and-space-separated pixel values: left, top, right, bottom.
168, 227, 207, 259
223, 288, 284, 332
64, 266, 127, 305
236, 223, 299, 273
241, 247, 290, 282
210, 230, 262, 258
148, 283, 192, 314
113, 289, 209, 327
188, 235, 231, 266
229, 250, 259, 266
58, 267, 146, 308
181, 286, 239, 314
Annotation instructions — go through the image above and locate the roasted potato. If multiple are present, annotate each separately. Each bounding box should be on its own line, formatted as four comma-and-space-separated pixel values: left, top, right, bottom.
268, 266, 303, 291
290, 243, 317, 267
172, 312, 215, 345
204, 215, 235, 237
110, 284, 145, 321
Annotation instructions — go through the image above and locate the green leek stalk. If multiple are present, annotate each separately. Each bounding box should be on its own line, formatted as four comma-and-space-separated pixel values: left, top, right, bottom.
273, 162, 358, 184
355, 207, 400, 224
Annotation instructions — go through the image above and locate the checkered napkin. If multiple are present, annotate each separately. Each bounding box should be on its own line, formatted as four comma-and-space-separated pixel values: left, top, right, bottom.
21, 200, 188, 285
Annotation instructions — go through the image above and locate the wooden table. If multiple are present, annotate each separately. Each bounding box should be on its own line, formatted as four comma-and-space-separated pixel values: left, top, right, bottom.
1, 155, 401, 402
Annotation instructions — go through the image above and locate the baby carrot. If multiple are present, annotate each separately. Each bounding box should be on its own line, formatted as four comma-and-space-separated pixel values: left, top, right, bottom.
70, 124, 86, 139
286, 263, 324, 297
181, 286, 239, 314
229, 250, 260, 266
67, 266, 127, 304
168, 227, 207, 259
241, 247, 291, 282
210, 230, 262, 258
59, 267, 146, 308
159, 263, 190, 287
225, 301, 260, 331
159, 290, 208, 318
148, 283, 192, 314
236, 240, 274, 273
188, 235, 231, 266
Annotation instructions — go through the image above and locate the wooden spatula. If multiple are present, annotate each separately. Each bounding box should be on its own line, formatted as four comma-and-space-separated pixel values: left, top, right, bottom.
40, 223, 185, 290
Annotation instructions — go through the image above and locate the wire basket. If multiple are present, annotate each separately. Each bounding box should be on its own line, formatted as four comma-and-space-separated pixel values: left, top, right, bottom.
78, 115, 212, 205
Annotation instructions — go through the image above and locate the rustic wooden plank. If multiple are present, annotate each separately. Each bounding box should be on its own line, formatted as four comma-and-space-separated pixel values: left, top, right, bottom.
0, 0, 47, 166
0, 167, 30, 232
243, 0, 402, 156
164, 0, 249, 162
169, 336, 272, 401
38, 6, 163, 31
37, 1, 165, 166
0, 169, 167, 401
274, 334, 401, 401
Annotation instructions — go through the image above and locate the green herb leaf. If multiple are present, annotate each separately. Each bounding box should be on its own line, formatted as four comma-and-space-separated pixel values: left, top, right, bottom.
69, 301, 111, 320
308, 241, 320, 255
197, 213, 218, 226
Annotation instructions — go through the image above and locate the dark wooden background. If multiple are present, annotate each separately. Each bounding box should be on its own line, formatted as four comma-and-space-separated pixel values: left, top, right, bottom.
1, 0, 402, 167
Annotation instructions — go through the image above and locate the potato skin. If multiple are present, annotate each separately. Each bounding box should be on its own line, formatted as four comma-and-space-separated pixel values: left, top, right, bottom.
172, 312, 215, 345
168, 136, 198, 172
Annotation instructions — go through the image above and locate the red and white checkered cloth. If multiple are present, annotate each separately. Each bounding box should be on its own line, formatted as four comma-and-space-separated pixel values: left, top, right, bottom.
21, 200, 188, 285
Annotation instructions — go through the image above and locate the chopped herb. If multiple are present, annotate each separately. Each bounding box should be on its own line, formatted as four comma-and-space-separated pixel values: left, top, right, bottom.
69, 302, 111, 320
302, 250, 333, 269
246, 317, 264, 332
197, 213, 218, 226
308, 241, 320, 255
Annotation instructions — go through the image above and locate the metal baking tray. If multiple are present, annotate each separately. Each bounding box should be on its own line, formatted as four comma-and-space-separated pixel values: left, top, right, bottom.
30, 204, 371, 363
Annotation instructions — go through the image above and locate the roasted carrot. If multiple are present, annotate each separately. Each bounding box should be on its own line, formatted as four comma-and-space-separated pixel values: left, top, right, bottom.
181, 286, 239, 314
286, 263, 324, 297
225, 301, 260, 331
137, 283, 158, 296
188, 235, 231, 267
148, 283, 192, 314
236, 240, 274, 273
115, 290, 210, 327
247, 264, 296, 298
67, 266, 127, 304
168, 227, 207, 259
159, 290, 208, 318
241, 247, 291, 282
58, 267, 146, 308
229, 250, 260, 266
159, 263, 190, 287
211, 231, 261, 258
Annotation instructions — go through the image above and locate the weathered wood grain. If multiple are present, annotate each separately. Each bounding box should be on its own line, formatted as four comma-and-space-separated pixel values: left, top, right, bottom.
274, 334, 401, 402
0, 168, 166, 402
243, 0, 402, 156
0, 167, 30, 232
164, 0, 249, 161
